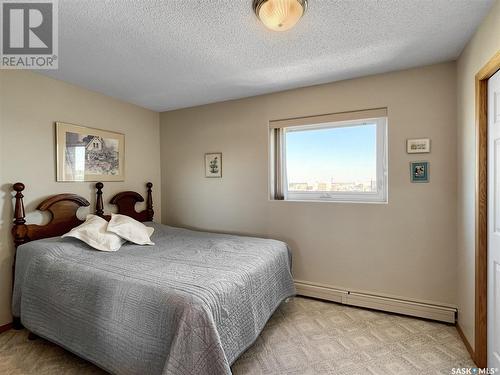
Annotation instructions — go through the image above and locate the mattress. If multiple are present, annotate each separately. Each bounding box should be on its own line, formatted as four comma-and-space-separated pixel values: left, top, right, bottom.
12, 223, 296, 375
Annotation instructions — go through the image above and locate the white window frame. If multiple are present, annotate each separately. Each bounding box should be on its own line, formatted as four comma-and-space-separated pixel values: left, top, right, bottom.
270, 111, 388, 203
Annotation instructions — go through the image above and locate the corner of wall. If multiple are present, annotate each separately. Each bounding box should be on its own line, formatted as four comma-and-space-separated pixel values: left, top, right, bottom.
455, 0, 500, 352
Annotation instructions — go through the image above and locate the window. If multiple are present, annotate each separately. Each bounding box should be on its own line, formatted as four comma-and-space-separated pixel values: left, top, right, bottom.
270, 108, 388, 203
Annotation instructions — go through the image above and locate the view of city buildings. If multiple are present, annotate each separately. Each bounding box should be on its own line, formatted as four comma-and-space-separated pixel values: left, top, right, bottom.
288, 179, 377, 192
285, 123, 378, 194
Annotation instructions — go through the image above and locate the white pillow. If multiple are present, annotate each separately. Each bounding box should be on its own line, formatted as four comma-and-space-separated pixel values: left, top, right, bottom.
106, 213, 155, 245
62, 214, 125, 252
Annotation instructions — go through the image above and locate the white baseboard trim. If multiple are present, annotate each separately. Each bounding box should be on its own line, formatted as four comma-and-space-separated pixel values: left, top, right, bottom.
294, 280, 457, 323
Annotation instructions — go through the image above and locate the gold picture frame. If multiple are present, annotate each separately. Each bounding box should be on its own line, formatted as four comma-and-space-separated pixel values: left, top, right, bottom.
56, 122, 125, 182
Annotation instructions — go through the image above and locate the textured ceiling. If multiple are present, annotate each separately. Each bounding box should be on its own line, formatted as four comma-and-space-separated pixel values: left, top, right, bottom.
41, 0, 494, 111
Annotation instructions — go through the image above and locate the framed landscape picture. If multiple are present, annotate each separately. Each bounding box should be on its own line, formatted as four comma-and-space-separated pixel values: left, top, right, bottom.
406, 138, 430, 154
56, 122, 125, 182
205, 153, 222, 178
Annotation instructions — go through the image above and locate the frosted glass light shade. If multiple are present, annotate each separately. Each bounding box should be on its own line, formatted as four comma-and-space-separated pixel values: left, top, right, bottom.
254, 0, 307, 32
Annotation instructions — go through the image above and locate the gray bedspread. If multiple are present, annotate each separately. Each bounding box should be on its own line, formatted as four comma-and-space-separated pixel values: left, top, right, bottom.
12, 223, 295, 375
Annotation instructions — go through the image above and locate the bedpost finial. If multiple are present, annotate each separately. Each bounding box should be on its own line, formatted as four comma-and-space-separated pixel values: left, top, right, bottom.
12, 182, 27, 248
95, 182, 104, 217
13, 183, 26, 223
13, 182, 25, 192
146, 182, 154, 221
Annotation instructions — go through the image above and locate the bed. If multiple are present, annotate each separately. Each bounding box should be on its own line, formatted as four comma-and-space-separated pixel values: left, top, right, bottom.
10, 182, 296, 375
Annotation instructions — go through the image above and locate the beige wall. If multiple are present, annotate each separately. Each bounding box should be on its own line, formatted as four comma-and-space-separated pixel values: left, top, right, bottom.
160, 63, 458, 307
456, 0, 500, 349
0, 71, 161, 326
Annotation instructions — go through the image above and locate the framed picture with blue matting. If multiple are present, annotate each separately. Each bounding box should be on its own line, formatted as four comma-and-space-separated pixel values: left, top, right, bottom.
410, 161, 429, 183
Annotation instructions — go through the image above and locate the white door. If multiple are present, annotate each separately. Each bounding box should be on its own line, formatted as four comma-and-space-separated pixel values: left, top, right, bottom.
488, 69, 500, 369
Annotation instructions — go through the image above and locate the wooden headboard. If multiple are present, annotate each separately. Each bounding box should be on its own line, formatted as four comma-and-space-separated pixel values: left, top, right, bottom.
11, 182, 154, 249
95, 182, 154, 223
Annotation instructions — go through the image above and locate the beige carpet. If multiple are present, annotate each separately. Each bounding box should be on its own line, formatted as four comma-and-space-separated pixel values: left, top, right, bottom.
0, 297, 474, 375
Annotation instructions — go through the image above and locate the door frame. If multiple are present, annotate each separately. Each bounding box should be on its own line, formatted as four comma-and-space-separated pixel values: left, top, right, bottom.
475, 50, 500, 368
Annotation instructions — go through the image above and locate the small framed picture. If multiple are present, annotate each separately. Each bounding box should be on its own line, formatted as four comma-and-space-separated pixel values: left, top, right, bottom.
410, 161, 429, 183
205, 153, 222, 178
407, 138, 430, 154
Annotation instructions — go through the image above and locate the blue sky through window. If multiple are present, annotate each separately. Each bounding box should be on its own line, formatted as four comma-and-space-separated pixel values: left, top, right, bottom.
285, 123, 377, 191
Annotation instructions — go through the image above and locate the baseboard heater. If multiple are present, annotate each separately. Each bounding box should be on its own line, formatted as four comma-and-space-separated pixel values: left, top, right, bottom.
294, 280, 457, 323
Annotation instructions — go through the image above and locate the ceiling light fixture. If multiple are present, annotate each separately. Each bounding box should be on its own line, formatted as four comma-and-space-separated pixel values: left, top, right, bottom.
253, 0, 307, 32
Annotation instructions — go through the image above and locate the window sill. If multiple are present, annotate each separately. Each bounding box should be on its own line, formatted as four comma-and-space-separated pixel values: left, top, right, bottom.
269, 198, 388, 204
